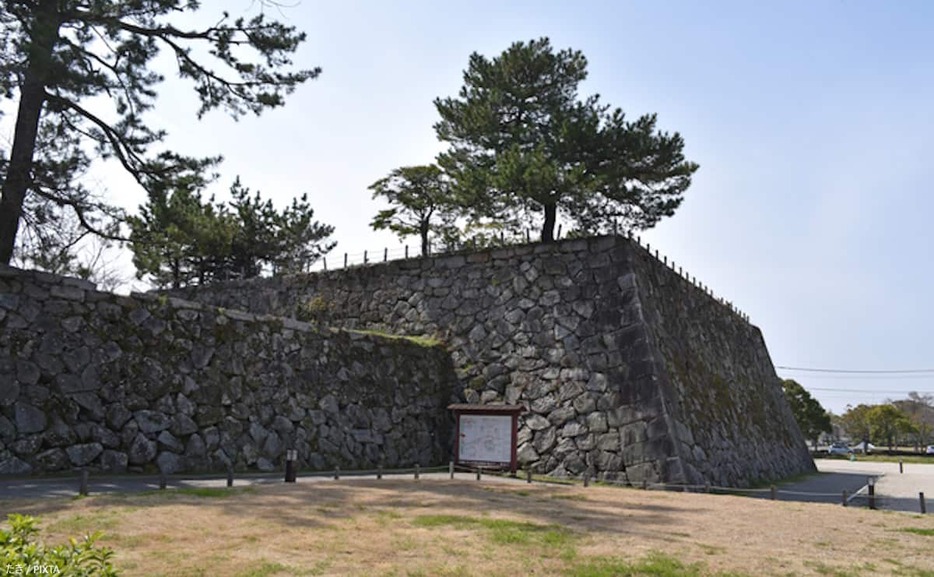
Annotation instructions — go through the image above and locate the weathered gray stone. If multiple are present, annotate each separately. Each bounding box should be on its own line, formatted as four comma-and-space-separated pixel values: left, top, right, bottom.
16, 360, 40, 386
90, 424, 120, 449
11, 435, 41, 456
128, 433, 157, 465
0, 455, 32, 475
100, 450, 128, 473
170, 414, 199, 436
156, 451, 182, 474
66, 442, 103, 466
14, 402, 46, 434
0, 382, 18, 406
134, 410, 171, 434
157, 430, 185, 453
105, 404, 132, 430
185, 434, 207, 459
0, 415, 16, 443
35, 448, 70, 470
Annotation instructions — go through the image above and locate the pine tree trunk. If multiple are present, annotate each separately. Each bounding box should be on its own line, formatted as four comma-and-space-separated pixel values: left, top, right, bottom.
420, 221, 429, 256
541, 202, 557, 243
0, 1, 61, 265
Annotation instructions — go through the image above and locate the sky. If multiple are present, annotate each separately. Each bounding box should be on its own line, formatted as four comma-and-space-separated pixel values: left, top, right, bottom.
14, 0, 934, 414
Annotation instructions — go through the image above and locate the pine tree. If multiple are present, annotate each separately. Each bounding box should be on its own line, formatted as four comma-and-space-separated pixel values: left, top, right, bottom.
0, 1, 319, 266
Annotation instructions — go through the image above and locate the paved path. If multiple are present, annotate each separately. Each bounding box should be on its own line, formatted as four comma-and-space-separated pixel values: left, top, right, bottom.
1, 462, 931, 514
811, 459, 933, 513
0, 468, 518, 503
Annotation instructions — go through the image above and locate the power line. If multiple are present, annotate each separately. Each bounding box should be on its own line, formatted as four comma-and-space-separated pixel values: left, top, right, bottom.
776, 366, 934, 374
806, 387, 934, 395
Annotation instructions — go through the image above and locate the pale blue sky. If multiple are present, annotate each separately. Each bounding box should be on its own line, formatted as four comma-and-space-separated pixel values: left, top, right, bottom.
86, 1, 934, 414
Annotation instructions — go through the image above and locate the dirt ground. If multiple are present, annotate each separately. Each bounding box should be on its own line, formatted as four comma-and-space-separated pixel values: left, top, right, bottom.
2, 478, 933, 576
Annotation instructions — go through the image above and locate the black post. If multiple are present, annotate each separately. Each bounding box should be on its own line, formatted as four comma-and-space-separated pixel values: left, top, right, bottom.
842, 489, 848, 506
770, 485, 776, 500
363, 250, 368, 264
384, 247, 388, 262
334, 466, 340, 480
899, 460, 904, 474
449, 461, 454, 480
583, 474, 590, 488
414, 464, 420, 480
868, 480, 876, 510
526, 468, 532, 484
159, 473, 167, 490
79, 470, 89, 496
377, 464, 383, 480
285, 449, 297, 483
343, 253, 348, 267
226, 466, 234, 487
476, 467, 482, 481
921, 492, 927, 514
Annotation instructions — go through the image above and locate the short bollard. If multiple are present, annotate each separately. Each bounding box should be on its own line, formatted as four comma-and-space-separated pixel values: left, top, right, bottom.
79, 470, 89, 496
334, 466, 340, 480
159, 473, 167, 490
842, 489, 848, 506
226, 467, 234, 488
414, 464, 420, 481
526, 469, 532, 484
377, 465, 383, 480
921, 492, 927, 515
868, 479, 876, 510
770, 485, 777, 500
583, 474, 590, 488
284, 449, 297, 483
899, 460, 904, 474
476, 467, 482, 481
448, 461, 454, 480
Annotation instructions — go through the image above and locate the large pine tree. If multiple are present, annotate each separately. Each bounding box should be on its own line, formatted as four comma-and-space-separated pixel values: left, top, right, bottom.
434, 38, 698, 242
0, 1, 319, 266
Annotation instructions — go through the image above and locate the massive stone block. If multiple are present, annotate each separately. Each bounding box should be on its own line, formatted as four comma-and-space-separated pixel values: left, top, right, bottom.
172, 235, 815, 487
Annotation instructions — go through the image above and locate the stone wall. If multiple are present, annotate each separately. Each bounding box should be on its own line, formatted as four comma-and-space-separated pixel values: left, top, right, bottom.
170, 235, 815, 487
0, 267, 457, 476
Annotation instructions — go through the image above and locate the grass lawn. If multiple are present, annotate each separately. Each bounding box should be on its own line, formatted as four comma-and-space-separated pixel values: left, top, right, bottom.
2, 478, 933, 576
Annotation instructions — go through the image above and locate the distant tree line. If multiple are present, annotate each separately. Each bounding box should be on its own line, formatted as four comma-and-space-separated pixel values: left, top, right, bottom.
783, 380, 933, 451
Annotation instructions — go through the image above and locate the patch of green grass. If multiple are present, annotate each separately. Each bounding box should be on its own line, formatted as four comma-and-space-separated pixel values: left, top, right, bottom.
412, 514, 573, 551
346, 328, 443, 347
134, 486, 256, 499
901, 527, 934, 537
566, 552, 705, 577
566, 552, 755, 577
803, 560, 866, 577
46, 509, 121, 534
235, 561, 288, 577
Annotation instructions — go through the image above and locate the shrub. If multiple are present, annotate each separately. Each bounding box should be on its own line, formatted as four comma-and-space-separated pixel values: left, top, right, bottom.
0, 514, 118, 576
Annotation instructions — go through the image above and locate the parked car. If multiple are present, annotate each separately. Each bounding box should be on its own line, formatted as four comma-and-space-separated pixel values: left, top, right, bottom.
828, 443, 852, 456
926, 445, 934, 455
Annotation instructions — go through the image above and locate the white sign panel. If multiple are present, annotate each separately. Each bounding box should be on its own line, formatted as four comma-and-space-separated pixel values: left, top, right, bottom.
458, 414, 512, 464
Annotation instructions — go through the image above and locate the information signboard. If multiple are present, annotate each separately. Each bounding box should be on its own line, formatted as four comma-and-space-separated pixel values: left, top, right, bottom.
448, 404, 525, 474
457, 414, 513, 464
